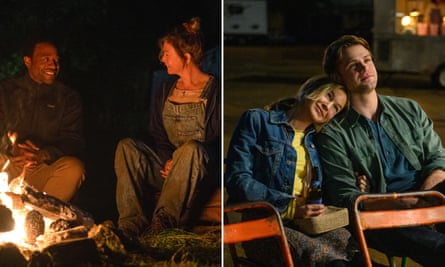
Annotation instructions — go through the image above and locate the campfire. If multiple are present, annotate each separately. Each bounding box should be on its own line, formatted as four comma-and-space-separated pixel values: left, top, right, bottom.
0, 161, 96, 264
0, 157, 221, 266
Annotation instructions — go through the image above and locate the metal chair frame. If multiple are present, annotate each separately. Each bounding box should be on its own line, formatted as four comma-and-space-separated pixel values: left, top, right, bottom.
353, 190, 445, 267
224, 201, 294, 267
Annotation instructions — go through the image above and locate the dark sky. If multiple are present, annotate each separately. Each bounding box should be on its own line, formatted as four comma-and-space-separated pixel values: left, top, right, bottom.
0, 1, 222, 73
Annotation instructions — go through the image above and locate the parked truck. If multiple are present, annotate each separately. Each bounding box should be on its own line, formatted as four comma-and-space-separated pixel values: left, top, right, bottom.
373, 0, 445, 88
224, 0, 268, 44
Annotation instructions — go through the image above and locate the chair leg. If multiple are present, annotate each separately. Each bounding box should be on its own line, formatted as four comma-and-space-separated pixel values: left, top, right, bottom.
401, 257, 408, 267
228, 243, 240, 267
224, 212, 240, 267
386, 255, 397, 267
386, 255, 409, 267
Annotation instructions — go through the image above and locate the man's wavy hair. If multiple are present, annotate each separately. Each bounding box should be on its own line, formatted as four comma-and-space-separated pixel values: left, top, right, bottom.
322, 35, 372, 82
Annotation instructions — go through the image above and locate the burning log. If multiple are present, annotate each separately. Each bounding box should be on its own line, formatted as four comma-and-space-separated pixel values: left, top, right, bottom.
0, 181, 95, 256
0, 242, 27, 267
20, 185, 95, 248
22, 186, 77, 221
24, 210, 45, 244
0, 205, 14, 232
42, 225, 90, 247
21, 185, 95, 229
0, 160, 104, 265
49, 218, 74, 232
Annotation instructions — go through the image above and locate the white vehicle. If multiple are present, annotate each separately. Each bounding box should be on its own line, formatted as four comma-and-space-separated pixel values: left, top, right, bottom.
224, 0, 267, 43
373, 0, 445, 88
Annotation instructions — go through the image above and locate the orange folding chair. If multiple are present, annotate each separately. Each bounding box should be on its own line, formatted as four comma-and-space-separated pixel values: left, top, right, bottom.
224, 201, 294, 267
353, 190, 445, 267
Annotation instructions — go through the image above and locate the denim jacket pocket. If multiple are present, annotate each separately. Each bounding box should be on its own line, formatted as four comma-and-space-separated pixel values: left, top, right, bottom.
253, 140, 285, 179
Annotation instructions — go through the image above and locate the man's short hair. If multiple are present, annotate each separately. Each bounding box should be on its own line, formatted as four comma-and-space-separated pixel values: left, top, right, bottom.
22, 35, 58, 58
322, 35, 371, 79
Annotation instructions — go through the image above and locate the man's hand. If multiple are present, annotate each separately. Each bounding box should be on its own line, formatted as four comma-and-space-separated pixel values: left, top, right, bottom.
356, 172, 370, 192
10, 139, 49, 173
421, 169, 445, 190
160, 159, 173, 179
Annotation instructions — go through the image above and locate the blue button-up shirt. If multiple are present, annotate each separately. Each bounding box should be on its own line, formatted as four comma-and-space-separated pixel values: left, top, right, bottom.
368, 118, 416, 192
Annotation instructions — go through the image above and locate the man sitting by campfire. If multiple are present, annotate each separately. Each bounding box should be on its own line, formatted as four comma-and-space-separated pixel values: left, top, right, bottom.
0, 36, 85, 203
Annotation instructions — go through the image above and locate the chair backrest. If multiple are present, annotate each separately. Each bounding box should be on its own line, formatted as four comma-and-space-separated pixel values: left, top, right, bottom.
224, 201, 294, 267
353, 190, 445, 267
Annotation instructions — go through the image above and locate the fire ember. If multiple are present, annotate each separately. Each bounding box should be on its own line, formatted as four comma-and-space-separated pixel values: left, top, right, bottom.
0, 170, 95, 263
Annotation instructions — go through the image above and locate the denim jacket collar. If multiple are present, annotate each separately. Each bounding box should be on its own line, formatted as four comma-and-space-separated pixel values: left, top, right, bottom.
269, 109, 316, 135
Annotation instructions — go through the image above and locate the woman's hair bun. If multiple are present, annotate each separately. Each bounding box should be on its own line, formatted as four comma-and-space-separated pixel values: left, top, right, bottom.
182, 17, 200, 34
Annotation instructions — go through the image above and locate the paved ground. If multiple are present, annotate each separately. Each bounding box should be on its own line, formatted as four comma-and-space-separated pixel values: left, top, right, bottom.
223, 45, 445, 266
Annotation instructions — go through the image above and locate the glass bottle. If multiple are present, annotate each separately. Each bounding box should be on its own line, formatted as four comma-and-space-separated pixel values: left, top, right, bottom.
306, 166, 322, 204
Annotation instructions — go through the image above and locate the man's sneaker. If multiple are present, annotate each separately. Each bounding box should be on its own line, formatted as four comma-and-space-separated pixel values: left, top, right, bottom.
95, 220, 142, 253
149, 209, 177, 235
117, 229, 142, 252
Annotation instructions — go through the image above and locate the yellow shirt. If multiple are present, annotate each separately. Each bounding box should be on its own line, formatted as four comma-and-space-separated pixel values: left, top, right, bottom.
281, 130, 306, 220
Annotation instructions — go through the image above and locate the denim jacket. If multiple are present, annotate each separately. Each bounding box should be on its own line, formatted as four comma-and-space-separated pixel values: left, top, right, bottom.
316, 95, 445, 208
224, 108, 323, 212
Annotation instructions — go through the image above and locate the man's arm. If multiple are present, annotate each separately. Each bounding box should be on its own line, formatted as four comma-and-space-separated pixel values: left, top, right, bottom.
45, 89, 84, 163
316, 124, 363, 208
415, 101, 445, 187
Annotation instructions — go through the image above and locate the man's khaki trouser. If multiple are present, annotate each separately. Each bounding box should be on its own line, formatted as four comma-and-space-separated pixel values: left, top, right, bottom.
0, 155, 85, 202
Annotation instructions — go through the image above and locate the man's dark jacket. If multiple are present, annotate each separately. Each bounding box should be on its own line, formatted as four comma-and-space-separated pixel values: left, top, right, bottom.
0, 74, 84, 163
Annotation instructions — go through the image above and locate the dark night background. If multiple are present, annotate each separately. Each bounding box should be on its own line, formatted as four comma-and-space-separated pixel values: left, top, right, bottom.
0, 0, 222, 223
